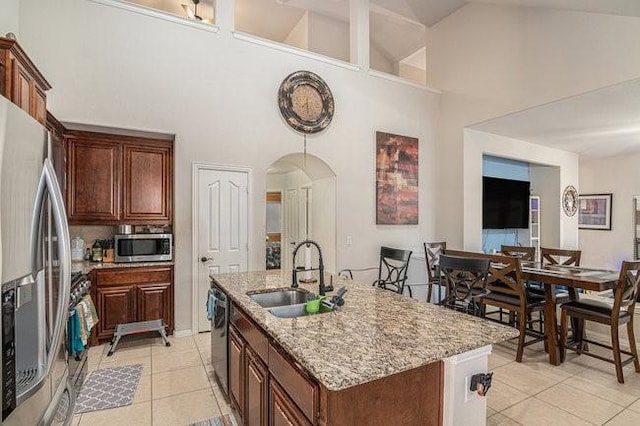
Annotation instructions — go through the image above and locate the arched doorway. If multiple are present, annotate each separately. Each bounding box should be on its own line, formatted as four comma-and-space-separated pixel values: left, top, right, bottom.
266, 153, 337, 273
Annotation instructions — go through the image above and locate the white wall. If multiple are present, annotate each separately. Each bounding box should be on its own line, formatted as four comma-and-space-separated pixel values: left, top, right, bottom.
463, 130, 578, 251
283, 12, 308, 50
17, 0, 440, 332
428, 2, 640, 249
369, 42, 394, 74
579, 153, 640, 269
530, 165, 561, 249
0, 0, 19, 36
308, 12, 350, 63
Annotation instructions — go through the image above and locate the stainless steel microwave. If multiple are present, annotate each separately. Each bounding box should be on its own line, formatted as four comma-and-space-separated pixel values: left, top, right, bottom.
114, 234, 172, 263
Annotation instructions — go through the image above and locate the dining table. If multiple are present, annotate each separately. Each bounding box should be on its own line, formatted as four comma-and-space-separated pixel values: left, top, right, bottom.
519, 262, 619, 365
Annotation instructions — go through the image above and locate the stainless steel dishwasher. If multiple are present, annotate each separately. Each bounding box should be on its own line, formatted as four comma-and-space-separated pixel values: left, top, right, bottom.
210, 280, 229, 397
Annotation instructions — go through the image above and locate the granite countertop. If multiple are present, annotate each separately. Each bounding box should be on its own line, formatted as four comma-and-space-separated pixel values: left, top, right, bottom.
72, 260, 174, 274
212, 270, 519, 392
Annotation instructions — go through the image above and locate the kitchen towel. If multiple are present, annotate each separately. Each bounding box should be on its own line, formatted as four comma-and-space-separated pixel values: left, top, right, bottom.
67, 310, 85, 356
207, 289, 217, 321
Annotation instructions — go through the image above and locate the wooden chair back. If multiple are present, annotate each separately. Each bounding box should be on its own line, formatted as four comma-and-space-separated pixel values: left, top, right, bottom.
501, 245, 535, 261
614, 261, 640, 317
424, 241, 446, 282
373, 246, 412, 294
541, 248, 581, 266
443, 250, 527, 301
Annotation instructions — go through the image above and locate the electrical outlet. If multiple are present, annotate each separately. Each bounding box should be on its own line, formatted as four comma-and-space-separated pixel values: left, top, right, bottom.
346, 236, 352, 246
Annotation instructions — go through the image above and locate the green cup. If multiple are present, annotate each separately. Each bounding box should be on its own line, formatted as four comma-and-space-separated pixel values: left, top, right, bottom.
305, 296, 326, 313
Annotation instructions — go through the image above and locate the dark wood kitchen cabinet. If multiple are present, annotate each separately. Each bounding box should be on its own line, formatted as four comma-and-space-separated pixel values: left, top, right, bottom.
122, 143, 172, 223
67, 137, 121, 224
47, 112, 67, 197
66, 130, 173, 225
229, 326, 245, 422
246, 347, 269, 426
95, 285, 136, 339
91, 265, 174, 342
0, 37, 51, 125
269, 380, 311, 426
228, 301, 316, 426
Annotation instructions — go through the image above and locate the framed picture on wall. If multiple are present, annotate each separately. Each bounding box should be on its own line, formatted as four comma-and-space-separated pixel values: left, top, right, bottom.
375, 132, 419, 225
578, 193, 612, 230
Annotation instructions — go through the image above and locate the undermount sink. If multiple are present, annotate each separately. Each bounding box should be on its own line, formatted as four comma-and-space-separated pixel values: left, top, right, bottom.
268, 303, 333, 318
248, 289, 311, 308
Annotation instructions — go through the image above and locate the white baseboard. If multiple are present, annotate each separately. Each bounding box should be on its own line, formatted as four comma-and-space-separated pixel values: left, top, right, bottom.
174, 329, 194, 338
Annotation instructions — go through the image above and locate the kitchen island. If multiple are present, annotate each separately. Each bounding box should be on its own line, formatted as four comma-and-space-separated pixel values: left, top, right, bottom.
212, 271, 518, 426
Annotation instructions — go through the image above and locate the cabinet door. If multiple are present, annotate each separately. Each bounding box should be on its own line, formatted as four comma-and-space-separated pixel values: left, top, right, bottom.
229, 327, 245, 421
67, 138, 121, 223
96, 286, 136, 340
269, 380, 312, 426
32, 84, 46, 125
122, 144, 172, 223
136, 283, 172, 330
11, 57, 31, 113
245, 347, 268, 426
49, 127, 66, 200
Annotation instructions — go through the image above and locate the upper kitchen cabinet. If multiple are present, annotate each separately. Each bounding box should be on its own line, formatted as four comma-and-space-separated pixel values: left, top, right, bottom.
46, 112, 67, 197
66, 130, 173, 225
67, 135, 121, 224
122, 143, 172, 223
0, 37, 51, 125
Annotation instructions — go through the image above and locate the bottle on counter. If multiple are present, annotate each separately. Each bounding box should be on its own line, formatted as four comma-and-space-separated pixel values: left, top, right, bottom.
92, 240, 103, 262
84, 248, 91, 261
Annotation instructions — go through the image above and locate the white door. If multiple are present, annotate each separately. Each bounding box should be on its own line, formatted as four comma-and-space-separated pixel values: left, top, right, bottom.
283, 188, 298, 271
197, 168, 249, 332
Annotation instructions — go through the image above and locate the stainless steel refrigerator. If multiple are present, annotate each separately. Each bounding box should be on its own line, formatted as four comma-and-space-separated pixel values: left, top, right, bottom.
1, 95, 73, 425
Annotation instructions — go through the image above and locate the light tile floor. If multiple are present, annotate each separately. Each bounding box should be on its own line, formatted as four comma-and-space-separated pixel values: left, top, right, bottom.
72, 332, 226, 426
74, 333, 640, 425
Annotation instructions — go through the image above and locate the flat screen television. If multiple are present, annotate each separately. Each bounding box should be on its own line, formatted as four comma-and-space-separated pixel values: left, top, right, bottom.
483, 177, 530, 229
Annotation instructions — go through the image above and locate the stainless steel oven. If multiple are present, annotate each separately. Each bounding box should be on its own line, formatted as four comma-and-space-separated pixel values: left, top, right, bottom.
114, 234, 172, 263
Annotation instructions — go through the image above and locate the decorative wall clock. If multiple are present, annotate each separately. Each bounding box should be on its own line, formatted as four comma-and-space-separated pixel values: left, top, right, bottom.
562, 185, 578, 217
278, 70, 334, 134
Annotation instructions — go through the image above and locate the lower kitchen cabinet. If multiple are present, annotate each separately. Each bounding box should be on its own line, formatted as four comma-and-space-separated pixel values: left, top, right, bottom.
269, 380, 312, 426
137, 283, 172, 323
229, 302, 317, 426
91, 265, 174, 342
246, 347, 269, 426
229, 327, 245, 421
95, 286, 136, 339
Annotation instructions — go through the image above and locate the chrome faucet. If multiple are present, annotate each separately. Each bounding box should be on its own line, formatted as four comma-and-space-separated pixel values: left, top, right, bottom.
291, 239, 333, 295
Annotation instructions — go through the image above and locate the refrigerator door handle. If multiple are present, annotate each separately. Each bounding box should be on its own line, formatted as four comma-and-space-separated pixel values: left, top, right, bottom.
31, 157, 71, 377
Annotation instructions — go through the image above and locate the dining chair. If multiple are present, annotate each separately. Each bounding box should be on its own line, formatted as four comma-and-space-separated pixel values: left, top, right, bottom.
439, 254, 490, 316
339, 247, 413, 296
501, 245, 535, 261
500, 245, 537, 326
560, 260, 640, 383
424, 241, 447, 303
479, 254, 547, 362
372, 247, 413, 295
538, 247, 581, 333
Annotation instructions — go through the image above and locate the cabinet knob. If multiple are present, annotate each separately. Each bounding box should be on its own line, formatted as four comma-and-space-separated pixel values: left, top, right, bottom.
200, 257, 213, 263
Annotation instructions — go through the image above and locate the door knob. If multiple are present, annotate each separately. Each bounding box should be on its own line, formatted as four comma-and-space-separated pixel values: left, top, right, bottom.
201, 257, 213, 263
